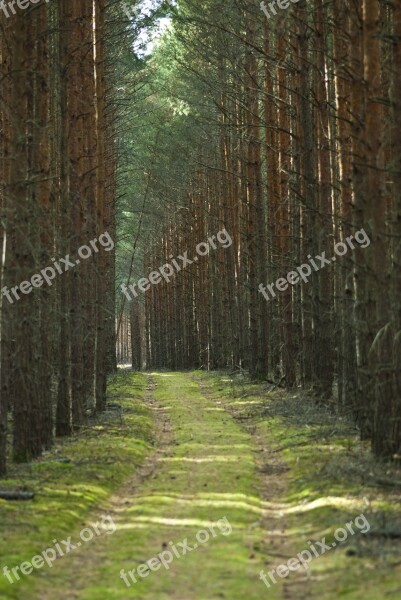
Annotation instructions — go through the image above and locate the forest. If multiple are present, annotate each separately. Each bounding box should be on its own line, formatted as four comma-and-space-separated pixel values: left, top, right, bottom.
1, 0, 401, 598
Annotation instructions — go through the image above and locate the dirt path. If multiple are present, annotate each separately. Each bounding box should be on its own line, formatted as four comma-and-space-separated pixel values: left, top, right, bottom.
32, 372, 305, 600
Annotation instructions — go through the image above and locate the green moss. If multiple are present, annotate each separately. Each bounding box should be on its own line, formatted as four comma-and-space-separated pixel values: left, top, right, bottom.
14, 372, 280, 600
2, 370, 400, 599
196, 371, 401, 599
0, 371, 152, 600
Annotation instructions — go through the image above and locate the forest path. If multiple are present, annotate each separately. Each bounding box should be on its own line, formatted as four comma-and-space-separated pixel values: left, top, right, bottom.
32, 372, 305, 600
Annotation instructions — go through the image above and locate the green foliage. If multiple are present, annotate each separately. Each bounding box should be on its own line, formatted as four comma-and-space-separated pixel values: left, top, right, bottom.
114, 0, 231, 301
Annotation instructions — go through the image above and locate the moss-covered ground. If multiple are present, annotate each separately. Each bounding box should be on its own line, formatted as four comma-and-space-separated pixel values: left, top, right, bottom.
197, 371, 401, 599
1, 370, 400, 599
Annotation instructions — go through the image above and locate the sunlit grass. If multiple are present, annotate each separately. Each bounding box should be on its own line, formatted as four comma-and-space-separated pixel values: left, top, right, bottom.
3, 370, 400, 600
0, 372, 152, 600
196, 370, 401, 600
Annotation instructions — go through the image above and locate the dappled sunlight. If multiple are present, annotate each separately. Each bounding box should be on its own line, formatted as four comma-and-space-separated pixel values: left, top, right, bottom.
157, 455, 253, 464
129, 491, 290, 509
115, 515, 247, 530
283, 496, 370, 515
115, 518, 290, 536
231, 400, 265, 406
153, 373, 174, 377
113, 491, 370, 521
177, 443, 252, 451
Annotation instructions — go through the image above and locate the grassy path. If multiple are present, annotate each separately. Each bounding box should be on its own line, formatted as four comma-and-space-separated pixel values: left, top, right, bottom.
2, 371, 401, 599
30, 371, 291, 600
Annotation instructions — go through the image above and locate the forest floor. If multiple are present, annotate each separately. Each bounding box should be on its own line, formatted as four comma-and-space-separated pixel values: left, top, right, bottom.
1, 371, 401, 599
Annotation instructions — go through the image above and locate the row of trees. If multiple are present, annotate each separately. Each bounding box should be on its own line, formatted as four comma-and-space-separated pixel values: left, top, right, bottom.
121, 0, 401, 458
0, 0, 125, 474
